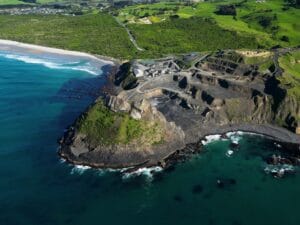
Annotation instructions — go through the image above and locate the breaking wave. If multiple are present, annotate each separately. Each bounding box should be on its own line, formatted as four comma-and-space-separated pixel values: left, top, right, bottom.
226, 131, 244, 144
201, 134, 222, 145
70, 165, 91, 175
1, 53, 102, 75
122, 166, 163, 180
202, 131, 266, 146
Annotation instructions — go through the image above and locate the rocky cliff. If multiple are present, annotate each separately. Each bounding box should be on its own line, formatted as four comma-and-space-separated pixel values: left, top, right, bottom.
59, 50, 300, 169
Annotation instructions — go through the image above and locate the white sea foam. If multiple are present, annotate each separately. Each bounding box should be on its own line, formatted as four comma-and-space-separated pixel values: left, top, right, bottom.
122, 166, 162, 180
1, 53, 101, 75
70, 165, 91, 175
226, 131, 244, 144
95, 169, 108, 176
201, 134, 222, 145
226, 150, 234, 157
264, 164, 295, 177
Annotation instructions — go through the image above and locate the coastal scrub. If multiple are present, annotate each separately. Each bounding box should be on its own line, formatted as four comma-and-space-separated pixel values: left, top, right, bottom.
77, 100, 164, 146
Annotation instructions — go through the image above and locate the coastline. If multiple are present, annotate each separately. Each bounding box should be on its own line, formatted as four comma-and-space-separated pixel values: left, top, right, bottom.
199, 123, 300, 145
163, 123, 300, 167
0, 39, 120, 66
1, 39, 298, 171
59, 122, 300, 171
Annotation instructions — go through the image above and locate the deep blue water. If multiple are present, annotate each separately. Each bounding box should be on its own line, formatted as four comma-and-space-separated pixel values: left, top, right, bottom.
1, 52, 300, 225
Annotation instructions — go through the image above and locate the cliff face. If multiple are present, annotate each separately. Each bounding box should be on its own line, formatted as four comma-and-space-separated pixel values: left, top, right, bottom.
59, 94, 185, 168
275, 94, 300, 134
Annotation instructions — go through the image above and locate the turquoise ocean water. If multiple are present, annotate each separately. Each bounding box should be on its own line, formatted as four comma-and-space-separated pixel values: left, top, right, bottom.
0, 51, 300, 225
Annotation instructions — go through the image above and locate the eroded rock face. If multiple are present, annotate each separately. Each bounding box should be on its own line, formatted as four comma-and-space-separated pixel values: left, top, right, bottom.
275, 95, 300, 133
106, 93, 131, 113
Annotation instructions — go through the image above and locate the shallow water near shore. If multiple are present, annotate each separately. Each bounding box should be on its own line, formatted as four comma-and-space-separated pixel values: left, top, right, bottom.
1, 52, 300, 225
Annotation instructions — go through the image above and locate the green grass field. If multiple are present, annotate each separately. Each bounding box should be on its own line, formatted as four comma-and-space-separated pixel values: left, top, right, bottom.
118, 0, 300, 48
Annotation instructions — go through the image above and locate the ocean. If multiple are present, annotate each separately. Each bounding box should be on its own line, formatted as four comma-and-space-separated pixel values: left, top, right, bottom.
0, 51, 300, 225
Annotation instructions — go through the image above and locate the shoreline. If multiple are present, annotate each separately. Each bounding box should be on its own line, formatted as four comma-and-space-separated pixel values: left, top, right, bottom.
2, 39, 298, 171
0, 39, 120, 66
59, 123, 300, 171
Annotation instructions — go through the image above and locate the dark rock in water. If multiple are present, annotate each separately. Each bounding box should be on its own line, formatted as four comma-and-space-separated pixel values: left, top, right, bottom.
216, 179, 225, 188
192, 184, 204, 194
230, 142, 240, 149
173, 195, 183, 202
221, 133, 228, 139
228, 178, 236, 185
265, 154, 297, 166
216, 178, 237, 188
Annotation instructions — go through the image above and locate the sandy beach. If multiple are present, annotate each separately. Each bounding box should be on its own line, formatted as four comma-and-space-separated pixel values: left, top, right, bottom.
0, 39, 117, 65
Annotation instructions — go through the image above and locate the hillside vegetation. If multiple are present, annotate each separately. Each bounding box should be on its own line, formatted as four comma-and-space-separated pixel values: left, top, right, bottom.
278, 50, 300, 101
119, 0, 300, 48
0, 13, 137, 59
129, 17, 259, 58
78, 100, 164, 146
0, 0, 298, 59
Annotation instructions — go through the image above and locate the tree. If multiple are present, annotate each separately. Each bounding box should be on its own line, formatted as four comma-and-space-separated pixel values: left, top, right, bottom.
285, 0, 300, 8
215, 5, 237, 16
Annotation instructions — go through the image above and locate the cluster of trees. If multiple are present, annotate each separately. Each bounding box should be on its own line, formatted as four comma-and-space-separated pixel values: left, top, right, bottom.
285, 0, 300, 8
215, 5, 237, 16
258, 15, 272, 28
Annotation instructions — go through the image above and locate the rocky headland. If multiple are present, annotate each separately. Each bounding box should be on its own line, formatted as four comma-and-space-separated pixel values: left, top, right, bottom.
59, 49, 300, 170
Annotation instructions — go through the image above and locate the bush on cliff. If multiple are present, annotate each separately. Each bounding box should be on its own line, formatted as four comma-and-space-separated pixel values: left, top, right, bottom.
77, 101, 164, 146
